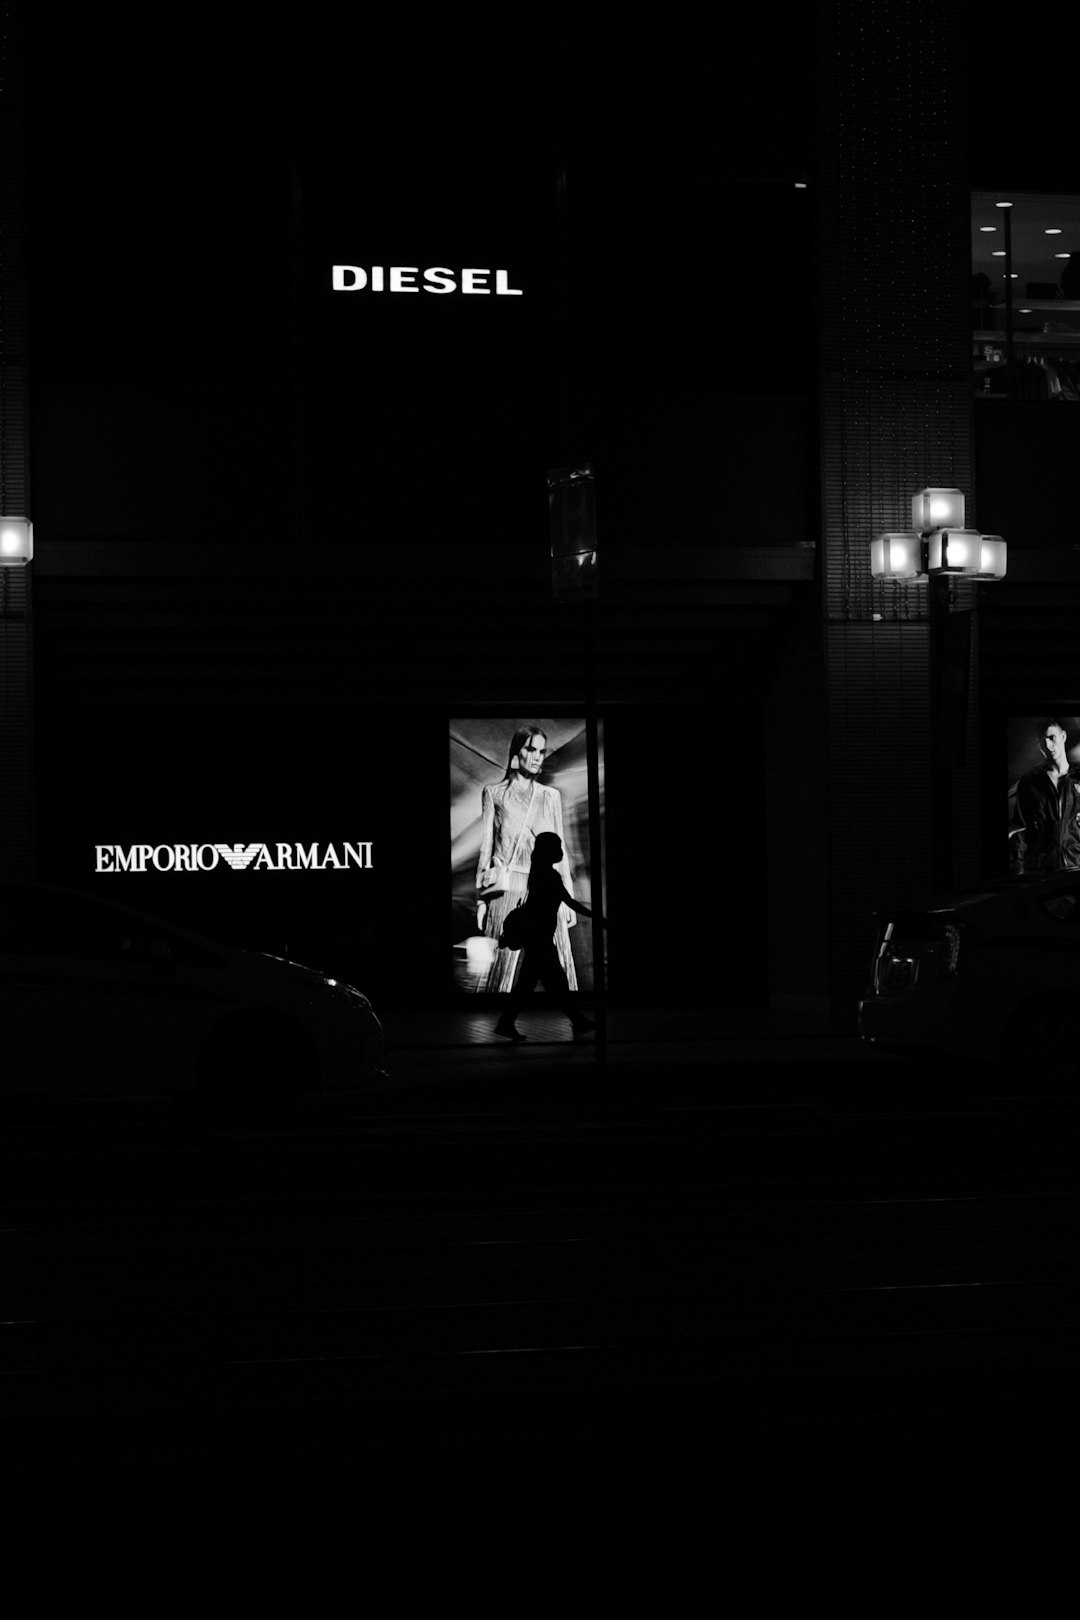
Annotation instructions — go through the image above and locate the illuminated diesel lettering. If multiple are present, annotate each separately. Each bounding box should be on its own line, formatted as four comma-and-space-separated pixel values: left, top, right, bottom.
331, 266, 522, 296
332, 265, 367, 290
423, 267, 455, 294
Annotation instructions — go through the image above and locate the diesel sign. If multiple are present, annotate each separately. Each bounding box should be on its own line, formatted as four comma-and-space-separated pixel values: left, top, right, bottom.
331, 265, 523, 295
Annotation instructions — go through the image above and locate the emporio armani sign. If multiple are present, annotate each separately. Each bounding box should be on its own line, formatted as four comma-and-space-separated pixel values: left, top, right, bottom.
331, 265, 523, 295
95, 842, 373, 874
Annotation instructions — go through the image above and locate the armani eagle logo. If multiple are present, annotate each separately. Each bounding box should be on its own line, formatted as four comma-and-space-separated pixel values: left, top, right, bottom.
94, 842, 373, 873
214, 843, 262, 871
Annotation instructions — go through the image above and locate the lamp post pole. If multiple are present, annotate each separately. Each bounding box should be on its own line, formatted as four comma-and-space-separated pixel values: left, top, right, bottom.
0, 9, 34, 883
928, 571, 953, 890
583, 596, 607, 1070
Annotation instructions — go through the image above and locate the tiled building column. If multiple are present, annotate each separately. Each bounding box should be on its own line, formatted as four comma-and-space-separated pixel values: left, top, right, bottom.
0, 3, 34, 881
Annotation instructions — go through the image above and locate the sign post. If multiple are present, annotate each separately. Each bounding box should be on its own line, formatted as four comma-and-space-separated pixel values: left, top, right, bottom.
548, 462, 597, 605
548, 463, 606, 1068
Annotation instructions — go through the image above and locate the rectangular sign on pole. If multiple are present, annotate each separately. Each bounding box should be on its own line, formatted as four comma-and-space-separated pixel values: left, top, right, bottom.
548, 463, 598, 602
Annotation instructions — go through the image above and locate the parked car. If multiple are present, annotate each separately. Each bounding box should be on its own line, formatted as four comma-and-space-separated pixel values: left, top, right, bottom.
0, 881, 386, 1103
858, 870, 1080, 1079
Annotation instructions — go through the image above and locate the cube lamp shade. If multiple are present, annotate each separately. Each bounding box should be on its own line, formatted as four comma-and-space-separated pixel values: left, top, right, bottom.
0, 518, 32, 566
912, 487, 965, 532
925, 528, 983, 575
974, 535, 1007, 580
870, 531, 924, 580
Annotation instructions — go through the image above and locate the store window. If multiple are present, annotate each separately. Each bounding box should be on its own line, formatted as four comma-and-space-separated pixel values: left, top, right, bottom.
972, 191, 1080, 400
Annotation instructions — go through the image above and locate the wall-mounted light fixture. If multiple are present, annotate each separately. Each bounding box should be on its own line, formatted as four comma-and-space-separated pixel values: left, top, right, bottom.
870, 489, 1005, 582
0, 517, 33, 567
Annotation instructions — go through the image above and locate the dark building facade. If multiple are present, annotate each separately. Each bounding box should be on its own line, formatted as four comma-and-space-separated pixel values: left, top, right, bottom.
2, 3, 1077, 1022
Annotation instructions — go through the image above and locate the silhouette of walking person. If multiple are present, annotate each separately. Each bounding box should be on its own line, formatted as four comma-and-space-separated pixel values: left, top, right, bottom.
495, 831, 604, 1043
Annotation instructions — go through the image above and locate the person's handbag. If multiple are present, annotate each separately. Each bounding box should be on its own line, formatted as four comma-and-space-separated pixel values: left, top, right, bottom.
498, 901, 530, 951
477, 783, 536, 901
477, 864, 509, 902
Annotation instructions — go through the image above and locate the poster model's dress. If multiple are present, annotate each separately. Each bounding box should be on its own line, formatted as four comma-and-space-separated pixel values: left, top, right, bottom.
475, 779, 578, 993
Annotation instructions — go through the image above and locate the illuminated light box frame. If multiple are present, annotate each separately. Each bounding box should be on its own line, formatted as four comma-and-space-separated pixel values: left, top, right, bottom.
449, 716, 604, 998
1005, 712, 1080, 875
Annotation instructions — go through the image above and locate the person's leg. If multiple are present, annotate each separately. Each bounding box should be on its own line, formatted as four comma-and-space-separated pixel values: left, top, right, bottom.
496, 949, 540, 1039
536, 945, 592, 1033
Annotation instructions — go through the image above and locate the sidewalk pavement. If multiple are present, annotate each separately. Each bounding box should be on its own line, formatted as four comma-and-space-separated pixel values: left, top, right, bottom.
375, 1004, 866, 1087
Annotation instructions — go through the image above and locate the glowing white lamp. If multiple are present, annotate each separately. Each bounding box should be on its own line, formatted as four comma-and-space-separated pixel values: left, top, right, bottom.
0, 518, 32, 566
870, 531, 924, 580
912, 487, 965, 532
974, 535, 1007, 580
926, 528, 983, 576
871, 490, 1005, 584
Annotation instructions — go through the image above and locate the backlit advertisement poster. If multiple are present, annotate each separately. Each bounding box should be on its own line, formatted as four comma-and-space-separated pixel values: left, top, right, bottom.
1007, 714, 1080, 873
450, 718, 603, 995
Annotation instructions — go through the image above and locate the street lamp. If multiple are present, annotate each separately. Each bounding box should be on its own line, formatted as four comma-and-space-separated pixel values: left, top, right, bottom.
870, 488, 1006, 582
0, 517, 32, 567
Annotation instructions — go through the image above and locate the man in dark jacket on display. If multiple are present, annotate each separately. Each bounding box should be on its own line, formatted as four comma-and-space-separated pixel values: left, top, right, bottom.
1014, 720, 1080, 872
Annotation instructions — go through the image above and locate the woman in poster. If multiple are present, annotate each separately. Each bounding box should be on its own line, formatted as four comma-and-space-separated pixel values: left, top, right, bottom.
475, 725, 578, 993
